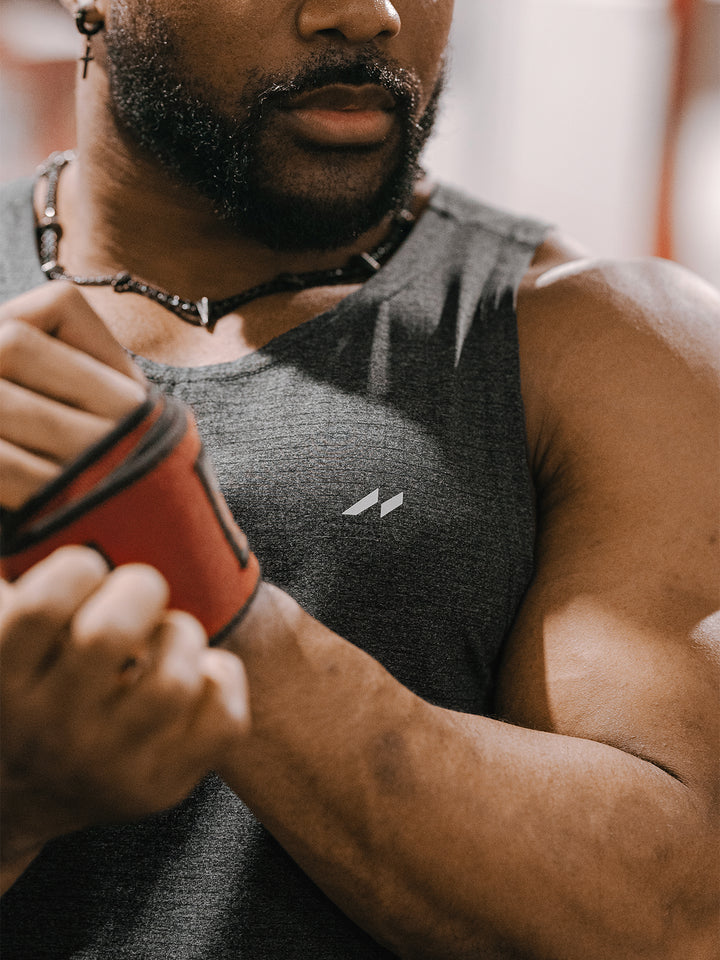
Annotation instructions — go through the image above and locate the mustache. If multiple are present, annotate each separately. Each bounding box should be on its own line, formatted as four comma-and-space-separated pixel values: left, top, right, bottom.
249, 50, 422, 120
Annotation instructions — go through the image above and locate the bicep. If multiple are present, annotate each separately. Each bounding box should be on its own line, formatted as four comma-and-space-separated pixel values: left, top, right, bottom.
496, 568, 719, 801
500, 259, 720, 805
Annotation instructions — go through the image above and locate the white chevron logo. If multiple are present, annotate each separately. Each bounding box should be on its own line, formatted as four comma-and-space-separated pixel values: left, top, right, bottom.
343, 489, 404, 518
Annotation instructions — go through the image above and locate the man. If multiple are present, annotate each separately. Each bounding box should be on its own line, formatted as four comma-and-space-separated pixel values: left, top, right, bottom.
0, 0, 718, 957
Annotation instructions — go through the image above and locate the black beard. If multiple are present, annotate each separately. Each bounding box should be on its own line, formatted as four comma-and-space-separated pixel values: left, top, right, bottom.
103, 22, 443, 252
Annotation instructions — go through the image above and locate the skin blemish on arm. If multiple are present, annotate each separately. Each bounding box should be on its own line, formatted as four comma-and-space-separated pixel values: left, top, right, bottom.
369, 728, 417, 798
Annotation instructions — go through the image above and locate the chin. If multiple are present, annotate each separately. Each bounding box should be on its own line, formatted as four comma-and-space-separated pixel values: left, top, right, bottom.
221, 196, 393, 253
217, 150, 416, 252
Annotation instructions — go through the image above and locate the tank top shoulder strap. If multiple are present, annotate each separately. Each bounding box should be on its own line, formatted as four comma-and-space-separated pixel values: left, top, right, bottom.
0, 177, 46, 303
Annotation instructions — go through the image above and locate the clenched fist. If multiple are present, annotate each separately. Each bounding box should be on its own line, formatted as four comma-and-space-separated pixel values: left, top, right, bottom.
0, 546, 250, 891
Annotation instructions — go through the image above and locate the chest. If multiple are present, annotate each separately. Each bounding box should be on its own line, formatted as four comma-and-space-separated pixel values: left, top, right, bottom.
80, 285, 363, 367
156, 350, 536, 713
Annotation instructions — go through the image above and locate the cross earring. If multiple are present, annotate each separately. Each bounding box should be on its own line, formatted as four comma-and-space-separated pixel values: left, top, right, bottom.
75, 4, 104, 79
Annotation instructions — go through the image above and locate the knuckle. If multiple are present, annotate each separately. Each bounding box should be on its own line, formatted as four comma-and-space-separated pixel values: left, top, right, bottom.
154, 650, 203, 707
0, 316, 29, 344
16, 547, 109, 606
50, 544, 110, 576
113, 563, 171, 602
71, 564, 169, 644
211, 648, 247, 685
162, 610, 207, 650
0, 318, 32, 373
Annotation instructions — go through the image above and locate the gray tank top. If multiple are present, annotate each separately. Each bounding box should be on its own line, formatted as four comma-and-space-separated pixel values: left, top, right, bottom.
0, 176, 550, 959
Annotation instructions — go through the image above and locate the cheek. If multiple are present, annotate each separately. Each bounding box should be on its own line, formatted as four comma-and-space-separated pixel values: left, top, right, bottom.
113, 0, 287, 103
107, 0, 454, 114
396, 0, 455, 88
171, 1, 278, 54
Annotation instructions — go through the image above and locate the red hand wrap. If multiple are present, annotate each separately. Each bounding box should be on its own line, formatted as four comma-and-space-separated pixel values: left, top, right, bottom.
0, 390, 261, 643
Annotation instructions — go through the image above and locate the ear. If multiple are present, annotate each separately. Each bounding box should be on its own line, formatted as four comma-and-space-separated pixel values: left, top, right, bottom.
57, 1, 108, 23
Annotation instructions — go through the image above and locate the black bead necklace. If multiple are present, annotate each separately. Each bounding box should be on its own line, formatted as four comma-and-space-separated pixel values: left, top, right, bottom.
36, 151, 415, 333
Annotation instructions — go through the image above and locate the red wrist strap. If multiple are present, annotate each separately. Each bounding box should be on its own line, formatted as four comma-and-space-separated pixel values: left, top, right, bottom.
0, 391, 261, 643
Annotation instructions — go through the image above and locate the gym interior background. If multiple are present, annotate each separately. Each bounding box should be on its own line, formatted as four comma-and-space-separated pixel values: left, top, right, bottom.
0, 0, 718, 288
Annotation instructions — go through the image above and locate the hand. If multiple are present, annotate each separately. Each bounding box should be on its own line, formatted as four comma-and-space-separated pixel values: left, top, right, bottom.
0, 546, 250, 872
0, 282, 147, 509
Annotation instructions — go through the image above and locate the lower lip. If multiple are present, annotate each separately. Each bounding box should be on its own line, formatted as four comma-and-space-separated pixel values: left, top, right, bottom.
283, 108, 395, 146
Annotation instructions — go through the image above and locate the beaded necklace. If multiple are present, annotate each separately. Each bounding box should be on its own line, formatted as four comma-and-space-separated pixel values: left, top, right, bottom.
36, 151, 415, 333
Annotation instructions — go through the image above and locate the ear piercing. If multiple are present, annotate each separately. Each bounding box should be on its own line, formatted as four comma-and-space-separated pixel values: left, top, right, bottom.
75, 3, 104, 79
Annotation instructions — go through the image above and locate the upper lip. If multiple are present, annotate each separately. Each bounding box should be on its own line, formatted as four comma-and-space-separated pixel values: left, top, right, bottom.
285, 84, 396, 112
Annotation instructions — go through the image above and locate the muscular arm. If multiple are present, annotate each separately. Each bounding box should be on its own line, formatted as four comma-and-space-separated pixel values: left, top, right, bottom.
213, 257, 719, 959
1, 271, 717, 956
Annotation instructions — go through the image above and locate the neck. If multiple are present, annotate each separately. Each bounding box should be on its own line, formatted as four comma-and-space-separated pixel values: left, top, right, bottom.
54, 77, 412, 304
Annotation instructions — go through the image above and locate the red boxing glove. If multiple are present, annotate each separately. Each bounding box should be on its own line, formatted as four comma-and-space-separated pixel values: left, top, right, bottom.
0, 390, 261, 643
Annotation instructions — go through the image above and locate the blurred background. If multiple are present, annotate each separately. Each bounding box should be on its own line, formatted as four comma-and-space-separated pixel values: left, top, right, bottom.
1, 0, 718, 287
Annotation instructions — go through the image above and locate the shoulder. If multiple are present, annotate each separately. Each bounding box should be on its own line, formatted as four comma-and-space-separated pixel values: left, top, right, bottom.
519, 240, 719, 361
514, 241, 718, 604
517, 241, 720, 486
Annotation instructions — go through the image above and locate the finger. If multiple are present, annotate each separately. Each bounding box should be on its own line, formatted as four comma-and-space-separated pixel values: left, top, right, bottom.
0, 282, 146, 384
104, 611, 209, 735
0, 546, 109, 680
0, 436, 60, 509
70, 564, 171, 675
0, 379, 115, 466
95, 610, 206, 710
121, 609, 207, 692
0, 319, 146, 419
31, 612, 204, 783
190, 649, 251, 765
121, 646, 250, 794
145, 610, 208, 692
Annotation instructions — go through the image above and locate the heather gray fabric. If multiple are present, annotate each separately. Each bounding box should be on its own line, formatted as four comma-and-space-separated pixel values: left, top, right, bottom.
0, 176, 550, 958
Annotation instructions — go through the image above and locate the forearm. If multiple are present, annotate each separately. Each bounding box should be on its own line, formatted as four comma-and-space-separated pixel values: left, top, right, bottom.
219, 584, 718, 960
